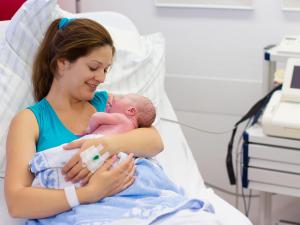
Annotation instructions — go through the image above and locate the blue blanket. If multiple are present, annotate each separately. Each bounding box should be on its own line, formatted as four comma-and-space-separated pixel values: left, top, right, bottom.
27, 148, 214, 225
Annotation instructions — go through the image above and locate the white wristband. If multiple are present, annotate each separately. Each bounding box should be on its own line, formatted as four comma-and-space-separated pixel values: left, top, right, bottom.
64, 185, 79, 208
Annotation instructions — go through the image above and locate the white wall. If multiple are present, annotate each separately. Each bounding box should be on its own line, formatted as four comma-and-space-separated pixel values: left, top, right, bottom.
58, 1, 300, 224
57, 0, 75, 12
75, 0, 300, 82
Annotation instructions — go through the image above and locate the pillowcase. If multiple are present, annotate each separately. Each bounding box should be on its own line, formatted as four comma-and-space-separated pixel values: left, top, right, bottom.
0, 0, 165, 176
0, 0, 59, 177
99, 32, 165, 115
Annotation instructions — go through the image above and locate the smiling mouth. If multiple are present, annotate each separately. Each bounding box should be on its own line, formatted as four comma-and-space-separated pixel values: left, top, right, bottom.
86, 82, 98, 89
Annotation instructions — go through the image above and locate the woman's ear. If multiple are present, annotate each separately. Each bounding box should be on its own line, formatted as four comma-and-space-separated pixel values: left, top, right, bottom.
126, 106, 136, 116
57, 58, 69, 75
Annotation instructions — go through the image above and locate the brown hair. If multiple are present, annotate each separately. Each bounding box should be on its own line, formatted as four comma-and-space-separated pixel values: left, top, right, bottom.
32, 18, 115, 101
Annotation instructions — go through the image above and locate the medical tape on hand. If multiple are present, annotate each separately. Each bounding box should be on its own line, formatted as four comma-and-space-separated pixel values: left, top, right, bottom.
80, 145, 110, 173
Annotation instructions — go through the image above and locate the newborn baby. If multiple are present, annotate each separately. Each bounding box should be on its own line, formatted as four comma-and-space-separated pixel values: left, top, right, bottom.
30, 93, 156, 188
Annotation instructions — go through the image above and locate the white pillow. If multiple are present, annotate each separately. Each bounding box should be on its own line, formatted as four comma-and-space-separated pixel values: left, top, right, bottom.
0, 0, 60, 176
0, 21, 9, 40
0, 0, 165, 176
99, 33, 165, 114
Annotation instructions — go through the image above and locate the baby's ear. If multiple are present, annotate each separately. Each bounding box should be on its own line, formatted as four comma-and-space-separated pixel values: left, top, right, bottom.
126, 106, 136, 116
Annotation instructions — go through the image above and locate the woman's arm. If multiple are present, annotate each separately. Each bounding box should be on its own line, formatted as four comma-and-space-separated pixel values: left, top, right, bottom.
4, 110, 90, 218
102, 126, 164, 157
66, 126, 164, 158
5, 110, 135, 218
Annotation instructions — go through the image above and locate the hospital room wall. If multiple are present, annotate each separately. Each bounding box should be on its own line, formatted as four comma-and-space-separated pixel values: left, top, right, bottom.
59, 0, 300, 224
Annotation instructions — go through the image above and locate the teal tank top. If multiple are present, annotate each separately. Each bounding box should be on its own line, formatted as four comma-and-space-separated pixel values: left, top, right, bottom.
27, 91, 108, 152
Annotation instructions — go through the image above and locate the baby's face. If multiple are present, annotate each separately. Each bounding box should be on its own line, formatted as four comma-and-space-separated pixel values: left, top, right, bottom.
109, 94, 136, 113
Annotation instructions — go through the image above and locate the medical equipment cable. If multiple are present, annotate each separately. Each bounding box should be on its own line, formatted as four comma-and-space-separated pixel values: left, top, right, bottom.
240, 108, 271, 216
242, 188, 252, 216
160, 117, 260, 199
203, 182, 258, 198
235, 118, 256, 214
235, 122, 244, 207
240, 138, 253, 217
160, 117, 234, 134
238, 118, 275, 217
240, 133, 251, 217
237, 122, 275, 217
236, 117, 258, 217
235, 118, 251, 209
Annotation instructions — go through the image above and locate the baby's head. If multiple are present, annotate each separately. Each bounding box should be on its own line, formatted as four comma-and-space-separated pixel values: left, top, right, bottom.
109, 93, 156, 127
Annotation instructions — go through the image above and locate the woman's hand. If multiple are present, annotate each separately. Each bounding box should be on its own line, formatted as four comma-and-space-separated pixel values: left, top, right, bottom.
62, 138, 112, 185
86, 153, 136, 202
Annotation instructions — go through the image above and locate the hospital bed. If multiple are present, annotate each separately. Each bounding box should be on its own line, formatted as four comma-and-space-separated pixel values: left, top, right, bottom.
0, 1, 252, 224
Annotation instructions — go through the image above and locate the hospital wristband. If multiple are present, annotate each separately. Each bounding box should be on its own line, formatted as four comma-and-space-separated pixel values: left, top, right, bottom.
64, 185, 80, 208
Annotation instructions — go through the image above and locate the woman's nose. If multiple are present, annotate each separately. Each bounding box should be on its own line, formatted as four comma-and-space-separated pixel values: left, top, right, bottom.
94, 71, 106, 83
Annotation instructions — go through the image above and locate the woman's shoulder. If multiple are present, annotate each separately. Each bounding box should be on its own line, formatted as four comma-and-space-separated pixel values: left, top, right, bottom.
9, 109, 39, 138
12, 109, 38, 126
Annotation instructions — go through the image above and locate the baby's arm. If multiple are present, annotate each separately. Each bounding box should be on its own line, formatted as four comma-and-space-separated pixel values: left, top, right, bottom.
87, 112, 126, 133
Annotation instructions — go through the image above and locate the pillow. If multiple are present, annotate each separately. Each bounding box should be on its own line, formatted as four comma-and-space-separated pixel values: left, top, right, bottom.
99, 32, 165, 115
0, 21, 9, 40
0, 0, 60, 176
0, 0, 165, 176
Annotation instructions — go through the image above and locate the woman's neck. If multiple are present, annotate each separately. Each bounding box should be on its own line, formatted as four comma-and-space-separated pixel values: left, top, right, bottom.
46, 81, 86, 112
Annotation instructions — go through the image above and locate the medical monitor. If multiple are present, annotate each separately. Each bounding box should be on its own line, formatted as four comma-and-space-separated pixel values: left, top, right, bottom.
290, 66, 300, 89
282, 58, 300, 103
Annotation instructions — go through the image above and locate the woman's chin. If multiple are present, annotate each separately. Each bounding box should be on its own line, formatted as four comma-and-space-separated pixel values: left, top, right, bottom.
81, 91, 96, 101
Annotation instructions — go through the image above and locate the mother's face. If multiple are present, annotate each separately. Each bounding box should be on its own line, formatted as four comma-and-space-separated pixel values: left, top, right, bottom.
57, 45, 113, 100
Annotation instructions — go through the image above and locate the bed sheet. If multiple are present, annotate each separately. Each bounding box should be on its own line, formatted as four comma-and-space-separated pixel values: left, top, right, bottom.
156, 93, 252, 225
0, 182, 252, 225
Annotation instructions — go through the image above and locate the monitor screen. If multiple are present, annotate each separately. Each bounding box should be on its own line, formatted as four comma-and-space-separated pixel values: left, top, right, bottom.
290, 66, 300, 89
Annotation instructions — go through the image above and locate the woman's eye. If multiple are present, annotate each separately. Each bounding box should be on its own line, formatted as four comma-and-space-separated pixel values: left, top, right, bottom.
89, 67, 97, 71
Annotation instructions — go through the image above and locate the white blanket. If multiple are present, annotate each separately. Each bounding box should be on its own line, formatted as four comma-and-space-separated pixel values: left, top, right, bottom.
27, 136, 220, 225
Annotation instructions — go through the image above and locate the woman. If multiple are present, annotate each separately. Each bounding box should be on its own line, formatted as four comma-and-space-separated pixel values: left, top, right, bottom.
4, 18, 163, 219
